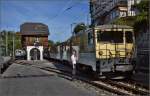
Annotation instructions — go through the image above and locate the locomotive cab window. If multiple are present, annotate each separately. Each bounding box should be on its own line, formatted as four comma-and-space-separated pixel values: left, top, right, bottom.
97, 31, 123, 43
125, 31, 133, 43
113, 31, 123, 43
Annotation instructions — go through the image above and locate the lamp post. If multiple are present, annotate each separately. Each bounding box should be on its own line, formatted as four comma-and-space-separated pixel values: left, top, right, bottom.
70, 23, 77, 56
0, 33, 2, 57
5, 31, 8, 56
0, 32, 3, 56
71, 23, 77, 37
12, 31, 15, 59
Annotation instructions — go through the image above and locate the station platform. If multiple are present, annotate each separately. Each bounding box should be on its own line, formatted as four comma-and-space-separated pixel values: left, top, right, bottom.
0, 61, 98, 96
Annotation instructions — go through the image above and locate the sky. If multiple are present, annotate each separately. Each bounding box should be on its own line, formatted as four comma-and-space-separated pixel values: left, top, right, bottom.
0, 0, 90, 42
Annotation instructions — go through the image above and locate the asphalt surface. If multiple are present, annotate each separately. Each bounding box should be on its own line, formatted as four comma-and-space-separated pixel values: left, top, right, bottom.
0, 62, 97, 96
0, 56, 11, 64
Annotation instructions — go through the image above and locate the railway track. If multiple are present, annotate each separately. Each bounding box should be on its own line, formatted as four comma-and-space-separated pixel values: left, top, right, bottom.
100, 79, 149, 95
13, 60, 150, 96
116, 80, 150, 94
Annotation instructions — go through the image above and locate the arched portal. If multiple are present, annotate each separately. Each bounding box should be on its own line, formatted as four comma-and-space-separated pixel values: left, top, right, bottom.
30, 48, 40, 60
27, 46, 43, 61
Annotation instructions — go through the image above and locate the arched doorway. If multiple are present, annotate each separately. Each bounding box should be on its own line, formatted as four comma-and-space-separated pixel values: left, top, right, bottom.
30, 48, 40, 60
27, 46, 43, 61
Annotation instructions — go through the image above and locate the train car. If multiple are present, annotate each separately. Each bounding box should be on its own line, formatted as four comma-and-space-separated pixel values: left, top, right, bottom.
60, 41, 79, 64
15, 49, 26, 60
48, 43, 65, 61
48, 25, 136, 79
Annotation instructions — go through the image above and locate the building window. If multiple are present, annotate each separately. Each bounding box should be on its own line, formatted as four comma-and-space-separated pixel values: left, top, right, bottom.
120, 11, 126, 17
110, 12, 113, 20
116, 10, 119, 17
112, 12, 115, 18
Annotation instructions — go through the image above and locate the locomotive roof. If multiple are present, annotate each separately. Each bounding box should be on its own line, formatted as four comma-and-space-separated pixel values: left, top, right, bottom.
20, 22, 49, 36
95, 25, 133, 29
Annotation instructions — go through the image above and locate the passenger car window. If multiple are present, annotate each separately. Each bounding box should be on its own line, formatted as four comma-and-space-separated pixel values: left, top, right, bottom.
88, 32, 93, 45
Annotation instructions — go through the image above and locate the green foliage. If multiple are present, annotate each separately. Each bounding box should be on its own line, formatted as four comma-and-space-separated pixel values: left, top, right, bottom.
48, 40, 62, 46
134, 0, 148, 22
112, 0, 149, 36
133, 14, 148, 36
133, 0, 149, 36
0, 30, 21, 56
134, 0, 149, 13
55, 41, 61, 45
73, 23, 86, 34
48, 40, 54, 46
112, 16, 135, 26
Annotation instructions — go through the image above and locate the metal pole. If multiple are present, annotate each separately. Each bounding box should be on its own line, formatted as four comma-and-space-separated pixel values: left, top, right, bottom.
70, 23, 74, 55
87, 13, 89, 28
98, 29, 101, 75
5, 31, 8, 56
71, 24, 73, 36
0, 32, 2, 56
70, 23, 77, 49
13, 31, 15, 59
71, 23, 77, 36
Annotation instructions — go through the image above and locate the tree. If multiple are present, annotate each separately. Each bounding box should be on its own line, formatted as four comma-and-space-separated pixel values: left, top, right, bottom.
133, 0, 149, 36
55, 41, 61, 45
48, 40, 54, 46
112, 16, 135, 26
112, 0, 149, 37
0, 30, 22, 56
15, 33, 22, 49
73, 23, 86, 34
134, 0, 149, 13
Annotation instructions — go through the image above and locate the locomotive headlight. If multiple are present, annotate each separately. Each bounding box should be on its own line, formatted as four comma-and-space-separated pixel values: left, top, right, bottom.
99, 51, 103, 56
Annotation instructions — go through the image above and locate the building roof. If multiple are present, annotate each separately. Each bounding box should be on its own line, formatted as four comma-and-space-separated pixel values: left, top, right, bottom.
20, 22, 49, 36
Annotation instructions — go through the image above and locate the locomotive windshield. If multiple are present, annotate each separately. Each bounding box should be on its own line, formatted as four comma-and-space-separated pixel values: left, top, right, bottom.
125, 31, 133, 43
97, 31, 123, 43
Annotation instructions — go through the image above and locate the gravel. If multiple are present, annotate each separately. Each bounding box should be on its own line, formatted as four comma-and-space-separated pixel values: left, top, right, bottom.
71, 79, 118, 96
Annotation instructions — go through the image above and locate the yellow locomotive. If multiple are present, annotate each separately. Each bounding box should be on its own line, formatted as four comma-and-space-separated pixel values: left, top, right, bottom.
48, 25, 136, 79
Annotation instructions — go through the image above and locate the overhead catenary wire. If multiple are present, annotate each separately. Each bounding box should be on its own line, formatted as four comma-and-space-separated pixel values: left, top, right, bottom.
50, 0, 86, 22
49, 0, 74, 21
49, 0, 89, 42
49, 0, 75, 34
50, 0, 88, 35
